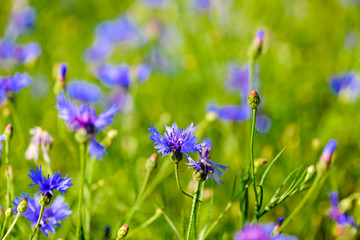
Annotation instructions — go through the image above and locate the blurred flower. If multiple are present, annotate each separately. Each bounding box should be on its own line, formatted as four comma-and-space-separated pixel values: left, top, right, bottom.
329, 72, 360, 102
226, 63, 258, 100
0, 72, 31, 103
320, 139, 337, 166
207, 104, 250, 122
25, 127, 53, 163
105, 89, 132, 111
187, 139, 229, 184
28, 165, 73, 196
5, 7, 36, 39
136, 64, 152, 83
96, 63, 132, 88
140, 0, 169, 9
234, 222, 297, 240
84, 40, 113, 62
329, 191, 358, 229
13, 193, 72, 237
67, 80, 102, 103
193, 0, 211, 11
149, 122, 199, 158
0, 40, 41, 64
56, 92, 119, 159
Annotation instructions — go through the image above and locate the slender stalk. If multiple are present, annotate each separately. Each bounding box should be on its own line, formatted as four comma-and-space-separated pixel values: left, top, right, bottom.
0, 215, 9, 238
126, 209, 162, 238
162, 210, 181, 240
174, 162, 194, 199
186, 181, 202, 240
125, 168, 152, 223
30, 205, 45, 240
4, 138, 11, 208
276, 175, 321, 233
75, 143, 86, 240
85, 158, 96, 240
250, 108, 259, 219
2, 212, 20, 240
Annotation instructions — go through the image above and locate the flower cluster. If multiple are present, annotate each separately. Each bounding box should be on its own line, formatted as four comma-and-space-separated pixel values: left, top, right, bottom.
328, 191, 357, 229
56, 92, 119, 159
13, 193, 72, 237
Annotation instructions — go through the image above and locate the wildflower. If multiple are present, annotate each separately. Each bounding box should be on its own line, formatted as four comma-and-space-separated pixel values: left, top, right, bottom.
328, 191, 358, 229
84, 40, 113, 62
28, 165, 73, 196
329, 72, 360, 102
226, 63, 257, 99
149, 122, 199, 160
13, 193, 72, 237
97, 63, 132, 88
234, 222, 297, 240
187, 139, 229, 184
0, 72, 31, 103
56, 92, 119, 159
67, 80, 102, 103
319, 139, 337, 166
6, 7, 36, 39
105, 89, 132, 111
248, 29, 265, 60
136, 64, 152, 83
25, 127, 53, 163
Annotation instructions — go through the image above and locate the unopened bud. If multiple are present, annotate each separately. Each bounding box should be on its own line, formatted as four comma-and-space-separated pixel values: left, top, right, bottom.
75, 128, 89, 144
7, 166, 13, 181
145, 153, 158, 171
170, 149, 183, 163
304, 165, 315, 183
102, 129, 118, 147
247, 90, 261, 109
54, 63, 67, 95
193, 169, 207, 182
5, 208, 12, 217
17, 197, 28, 213
117, 224, 129, 239
273, 217, 283, 232
316, 139, 337, 175
254, 158, 268, 173
4, 124, 13, 141
248, 30, 265, 60
40, 193, 52, 206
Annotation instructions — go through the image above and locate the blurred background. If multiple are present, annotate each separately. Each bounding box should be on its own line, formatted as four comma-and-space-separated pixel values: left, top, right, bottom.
1, 0, 360, 239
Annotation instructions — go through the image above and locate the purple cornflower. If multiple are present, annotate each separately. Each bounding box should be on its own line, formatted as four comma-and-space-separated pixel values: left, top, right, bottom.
28, 165, 73, 196
149, 122, 199, 158
13, 193, 72, 237
187, 139, 229, 184
67, 80, 102, 103
329, 191, 358, 229
96, 63, 132, 88
56, 92, 119, 159
234, 222, 297, 240
329, 72, 360, 102
0, 72, 31, 103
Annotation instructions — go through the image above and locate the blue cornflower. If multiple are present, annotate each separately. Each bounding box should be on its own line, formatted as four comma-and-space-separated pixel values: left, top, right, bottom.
0, 72, 31, 103
28, 165, 73, 196
187, 139, 229, 184
67, 80, 102, 103
6, 7, 36, 39
97, 63, 132, 88
0, 40, 41, 64
234, 222, 297, 240
56, 92, 119, 159
13, 193, 72, 237
149, 122, 199, 158
329, 72, 360, 102
329, 191, 358, 229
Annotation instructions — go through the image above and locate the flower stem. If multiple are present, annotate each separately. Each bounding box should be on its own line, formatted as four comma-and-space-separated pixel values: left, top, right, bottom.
30, 204, 45, 240
85, 158, 96, 240
125, 208, 163, 238
275, 175, 321, 233
4, 138, 12, 208
1, 212, 20, 240
174, 162, 194, 199
75, 142, 86, 240
0, 215, 9, 238
250, 108, 259, 219
186, 181, 202, 240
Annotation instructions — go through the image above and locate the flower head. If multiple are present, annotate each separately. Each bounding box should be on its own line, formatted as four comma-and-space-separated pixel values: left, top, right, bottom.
329, 72, 360, 102
56, 92, 119, 159
28, 166, 73, 196
328, 191, 358, 229
25, 127, 53, 163
0, 72, 31, 103
149, 122, 199, 159
234, 222, 297, 240
187, 139, 229, 184
13, 193, 72, 237
67, 80, 102, 103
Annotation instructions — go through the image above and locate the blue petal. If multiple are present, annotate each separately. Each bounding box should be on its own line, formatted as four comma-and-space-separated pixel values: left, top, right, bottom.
88, 138, 107, 160
67, 80, 102, 103
207, 104, 250, 122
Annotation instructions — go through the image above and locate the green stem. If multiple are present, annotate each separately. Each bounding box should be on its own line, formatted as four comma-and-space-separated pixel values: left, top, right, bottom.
276, 175, 321, 233
85, 158, 96, 240
125, 209, 163, 238
162, 210, 182, 240
2, 212, 20, 240
186, 181, 202, 240
0, 215, 9, 238
174, 162, 194, 199
250, 108, 259, 219
4, 138, 11, 208
125, 168, 152, 224
75, 142, 86, 240
30, 204, 45, 240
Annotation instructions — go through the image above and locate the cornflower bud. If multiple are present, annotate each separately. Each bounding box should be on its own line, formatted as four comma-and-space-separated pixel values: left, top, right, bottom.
102, 129, 118, 147
4, 124, 13, 141
193, 169, 207, 182
40, 192, 52, 206
254, 158, 268, 173
117, 224, 129, 239
53, 63, 67, 95
17, 197, 28, 213
5, 208, 13, 217
316, 139, 337, 176
248, 90, 261, 109
273, 217, 283, 232
145, 153, 158, 171
248, 29, 265, 60
170, 148, 183, 163
75, 128, 89, 144
304, 165, 315, 183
